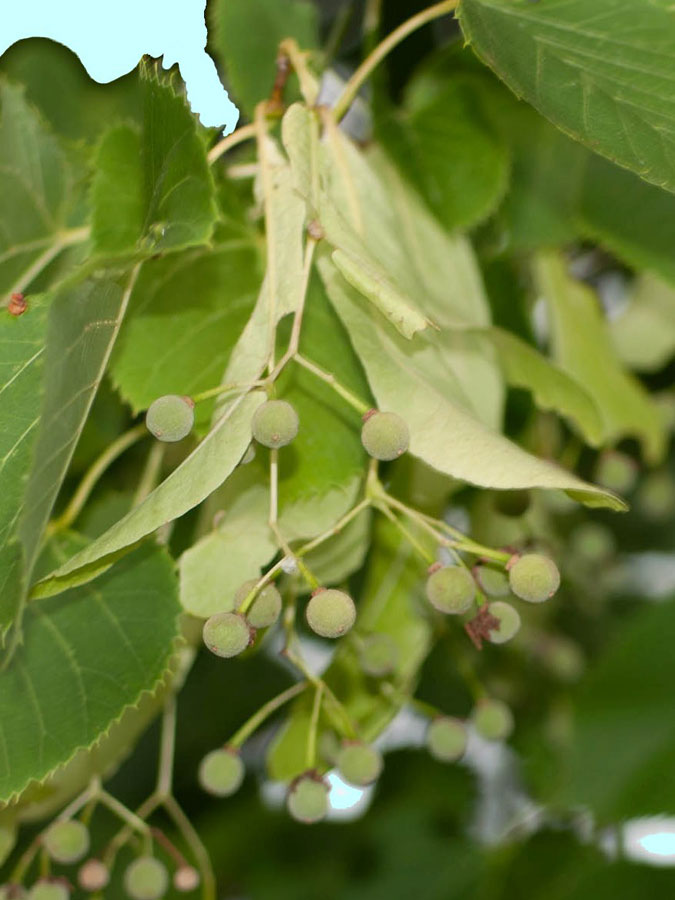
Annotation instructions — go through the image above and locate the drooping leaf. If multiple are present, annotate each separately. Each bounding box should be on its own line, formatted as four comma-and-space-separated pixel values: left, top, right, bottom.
319, 252, 623, 511
535, 252, 666, 463
459, 0, 675, 194
0, 539, 180, 804
210, 0, 319, 117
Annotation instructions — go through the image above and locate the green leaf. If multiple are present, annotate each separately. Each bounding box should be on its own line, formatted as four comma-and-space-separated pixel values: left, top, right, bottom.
477, 326, 604, 446
535, 252, 666, 463
556, 599, 675, 819
379, 75, 510, 231
111, 240, 261, 429
90, 126, 144, 254
319, 251, 623, 510
267, 519, 432, 780
0, 81, 84, 300
303, 508, 372, 587
210, 0, 319, 117
0, 540, 180, 803
611, 274, 675, 373
179, 470, 276, 618
34, 391, 265, 595
459, 0, 675, 194
578, 154, 675, 285
0, 295, 49, 638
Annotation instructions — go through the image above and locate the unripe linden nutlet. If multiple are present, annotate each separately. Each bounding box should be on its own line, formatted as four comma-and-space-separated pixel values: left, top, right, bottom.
287, 774, 329, 824
359, 634, 398, 677
0, 887, 26, 900
570, 522, 615, 564
27, 884, 69, 900
43, 820, 90, 865
78, 859, 110, 892
361, 411, 410, 461
145, 395, 194, 443
486, 601, 521, 644
235, 579, 282, 629
124, 857, 168, 900
425, 566, 475, 615
336, 742, 383, 786
198, 748, 244, 797
474, 566, 510, 598
426, 717, 467, 763
202, 612, 252, 658
251, 400, 299, 449
595, 450, 637, 494
508, 554, 560, 604
306, 589, 356, 638
472, 698, 514, 742
173, 867, 200, 893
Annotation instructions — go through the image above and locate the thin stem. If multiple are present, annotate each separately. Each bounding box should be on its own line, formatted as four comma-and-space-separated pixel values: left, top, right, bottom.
102, 795, 160, 868
207, 122, 257, 164
3, 226, 90, 304
192, 380, 265, 404
269, 448, 279, 528
50, 425, 147, 533
162, 796, 216, 900
278, 38, 320, 106
283, 647, 357, 739
306, 683, 324, 769
98, 790, 151, 838
156, 697, 177, 798
237, 557, 286, 616
150, 827, 189, 868
293, 354, 370, 415
229, 682, 308, 749
297, 498, 371, 557
332, 0, 459, 121
376, 502, 435, 564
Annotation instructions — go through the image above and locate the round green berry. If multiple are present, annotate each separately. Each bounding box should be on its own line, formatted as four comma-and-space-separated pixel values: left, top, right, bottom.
306, 589, 356, 638
287, 774, 329, 824
486, 601, 521, 644
361, 411, 410, 461
202, 612, 252, 658
639, 470, 675, 520
359, 634, 398, 677
145, 395, 194, 443
508, 553, 560, 604
78, 859, 109, 893
570, 522, 615, 564
426, 717, 467, 763
474, 566, 510, 598
472, 698, 514, 741
595, 450, 637, 494
494, 490, 530, 518
43, 820, 90, 865
124, 857, 168, 900
198, 748, 244, 797
28, 883, 68, 900
173, 867, 200, 893
425, 566, 475, 615
251, 400, 299, 449
336, 742, 383, 786
235, 579, 281, 629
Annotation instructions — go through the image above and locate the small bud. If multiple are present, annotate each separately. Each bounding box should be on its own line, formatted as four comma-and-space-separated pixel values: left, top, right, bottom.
78, 859, 109, 892
8, 293, 27, 316
173, 867, 200, 892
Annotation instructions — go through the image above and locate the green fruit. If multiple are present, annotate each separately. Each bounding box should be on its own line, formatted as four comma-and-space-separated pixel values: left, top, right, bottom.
359, 634, 398, 677
486, 601, 521, 644
306, 589, 356, 638
639, 470, 675, 520
494, 490, 530, 518
27, 884, 68, 900
474, 566, 510, 597
145, 395, 194, 442
595, 450, 637, 493
425, 566, 475, 615
173, 867, 200, 893
43, 820, 90, 865
570, 522, 616, 564
235, 579, 282, 629
336, 742, 383, 786
251, 400, 299, 449
78, 859, 110, 892
202, 612, 252, 658
361, 411, 410, 461
198, 748, 244, 797
287, 774, 329, 824
426, 717, 467, 763
472, 698, 514, 741
124, 857, 168, 900
0, 887, 26, 900
508, 554, 560, 604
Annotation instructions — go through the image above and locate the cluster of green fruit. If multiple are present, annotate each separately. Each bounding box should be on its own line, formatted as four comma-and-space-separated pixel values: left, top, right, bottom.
1, 821, 198, 900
